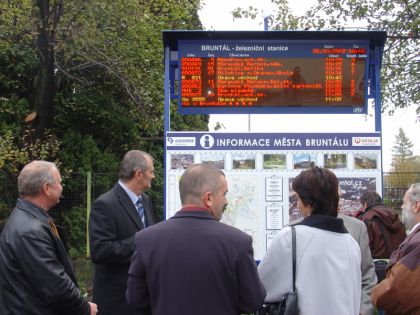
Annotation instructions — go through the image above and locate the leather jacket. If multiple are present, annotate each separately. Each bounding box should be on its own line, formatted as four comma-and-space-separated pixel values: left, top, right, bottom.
0, 199, 89, 315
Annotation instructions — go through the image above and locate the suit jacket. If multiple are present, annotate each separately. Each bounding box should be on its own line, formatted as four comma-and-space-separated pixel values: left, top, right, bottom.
0, 199, 89, 315
339, 213, 377, 315
89, 183, 154, 315
126, 209, 266, 315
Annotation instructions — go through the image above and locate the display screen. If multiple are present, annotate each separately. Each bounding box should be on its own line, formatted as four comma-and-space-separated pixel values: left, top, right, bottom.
178, 40, 369, 114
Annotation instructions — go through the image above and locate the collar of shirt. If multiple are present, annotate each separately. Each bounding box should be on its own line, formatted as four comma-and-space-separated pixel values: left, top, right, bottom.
118, 180, 141, 205
410, 222, 420, 234
180, 205, 211, 214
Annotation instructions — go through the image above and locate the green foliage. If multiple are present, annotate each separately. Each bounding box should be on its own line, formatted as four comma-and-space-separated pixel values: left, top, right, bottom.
385, 159, 420, 190
0, 0, 205, 256
170, 102, 209, 131
300, 0, 419, 116
392, 127, 414, 163
233, 0, 419, 116
387, 128, 419, 187
0, 128, 60, 228
0, 0, 33, 43
213, 122, 226, 131
0, 129, 60, 174
62, 206, 87, 258
54, 89, 142, 158
232, 6, 260, 20
58, 132, 120, 173
0, 42, 37, 134
141, 140, 165, 223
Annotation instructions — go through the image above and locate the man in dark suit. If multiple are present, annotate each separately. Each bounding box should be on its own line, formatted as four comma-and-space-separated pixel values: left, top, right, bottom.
89, 150, 155, 315
126, 164, 266, 315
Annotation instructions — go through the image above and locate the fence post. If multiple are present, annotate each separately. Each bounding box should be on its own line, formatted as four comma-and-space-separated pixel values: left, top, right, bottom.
86, 171, 92, 258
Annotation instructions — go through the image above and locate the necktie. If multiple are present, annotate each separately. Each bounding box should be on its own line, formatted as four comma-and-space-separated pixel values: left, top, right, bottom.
48, 218, 61, 239
135, 198, 146, 227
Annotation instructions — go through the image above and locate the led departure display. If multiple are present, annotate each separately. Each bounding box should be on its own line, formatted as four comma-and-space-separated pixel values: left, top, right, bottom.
178, 40, 369, 114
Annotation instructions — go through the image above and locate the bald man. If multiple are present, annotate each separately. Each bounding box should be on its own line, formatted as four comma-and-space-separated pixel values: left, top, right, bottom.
126, 164, 266, 315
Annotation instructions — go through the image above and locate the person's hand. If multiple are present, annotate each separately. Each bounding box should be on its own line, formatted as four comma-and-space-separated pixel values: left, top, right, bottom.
89, 302, 98, 315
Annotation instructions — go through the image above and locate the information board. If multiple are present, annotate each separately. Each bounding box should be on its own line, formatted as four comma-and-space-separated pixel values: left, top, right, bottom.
165, 132, 382, 260
179, 40, 369, 114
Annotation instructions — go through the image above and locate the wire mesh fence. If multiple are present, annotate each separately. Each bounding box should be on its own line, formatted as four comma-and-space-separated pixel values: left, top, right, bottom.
1, 170, 418, 297
1, 171, 420, 256
383, 172, 420, 210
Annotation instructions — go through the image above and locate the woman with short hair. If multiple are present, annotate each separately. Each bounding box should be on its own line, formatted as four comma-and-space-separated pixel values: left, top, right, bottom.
258, 166, 361, 315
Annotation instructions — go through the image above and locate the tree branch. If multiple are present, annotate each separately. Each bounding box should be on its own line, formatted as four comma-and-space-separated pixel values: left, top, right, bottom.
76, 50, 143, 107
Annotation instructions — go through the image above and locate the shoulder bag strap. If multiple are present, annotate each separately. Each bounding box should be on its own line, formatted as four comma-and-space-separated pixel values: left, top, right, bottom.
291, 225, 296, 292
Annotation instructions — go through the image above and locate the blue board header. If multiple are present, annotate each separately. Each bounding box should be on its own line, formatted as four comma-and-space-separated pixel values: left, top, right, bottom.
179, 40, 369, 58
166, 132, 381, 151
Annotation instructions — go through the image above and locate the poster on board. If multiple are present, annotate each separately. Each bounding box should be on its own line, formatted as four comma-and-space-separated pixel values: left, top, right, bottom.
165, 132, 381, 260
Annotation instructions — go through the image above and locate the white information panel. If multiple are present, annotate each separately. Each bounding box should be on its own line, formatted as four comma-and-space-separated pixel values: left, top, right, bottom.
165, 132, 382, 261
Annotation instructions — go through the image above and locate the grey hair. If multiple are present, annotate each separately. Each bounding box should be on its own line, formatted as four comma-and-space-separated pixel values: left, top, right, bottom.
18, 161, 58, 197
179, 164, 225, 205
119, 150, 153, 181
407, 183, 420, 204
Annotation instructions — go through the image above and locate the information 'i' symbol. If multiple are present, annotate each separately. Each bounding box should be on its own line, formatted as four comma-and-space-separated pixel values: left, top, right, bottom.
200, 135, 214, 149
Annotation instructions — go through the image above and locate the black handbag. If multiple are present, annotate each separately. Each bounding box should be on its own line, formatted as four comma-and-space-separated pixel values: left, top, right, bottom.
256, 226, 299, 315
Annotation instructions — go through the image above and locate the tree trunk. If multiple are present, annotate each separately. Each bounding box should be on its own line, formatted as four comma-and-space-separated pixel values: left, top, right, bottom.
32, 0, 62, 140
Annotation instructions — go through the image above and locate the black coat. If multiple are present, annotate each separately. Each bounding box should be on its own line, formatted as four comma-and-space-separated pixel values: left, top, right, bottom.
0, 199, 89, 315
89, 183, 154, 315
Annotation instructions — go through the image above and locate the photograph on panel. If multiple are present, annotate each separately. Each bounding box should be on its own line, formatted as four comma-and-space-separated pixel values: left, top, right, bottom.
293, 153, 317, 169
338, 177, 377, 216
263, 154, 286, 170
354, 153, 377, 169
324, 153, 347, 169
232, 153, 256, 170
201, 152, 225, 169
170, 154, 194, 170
